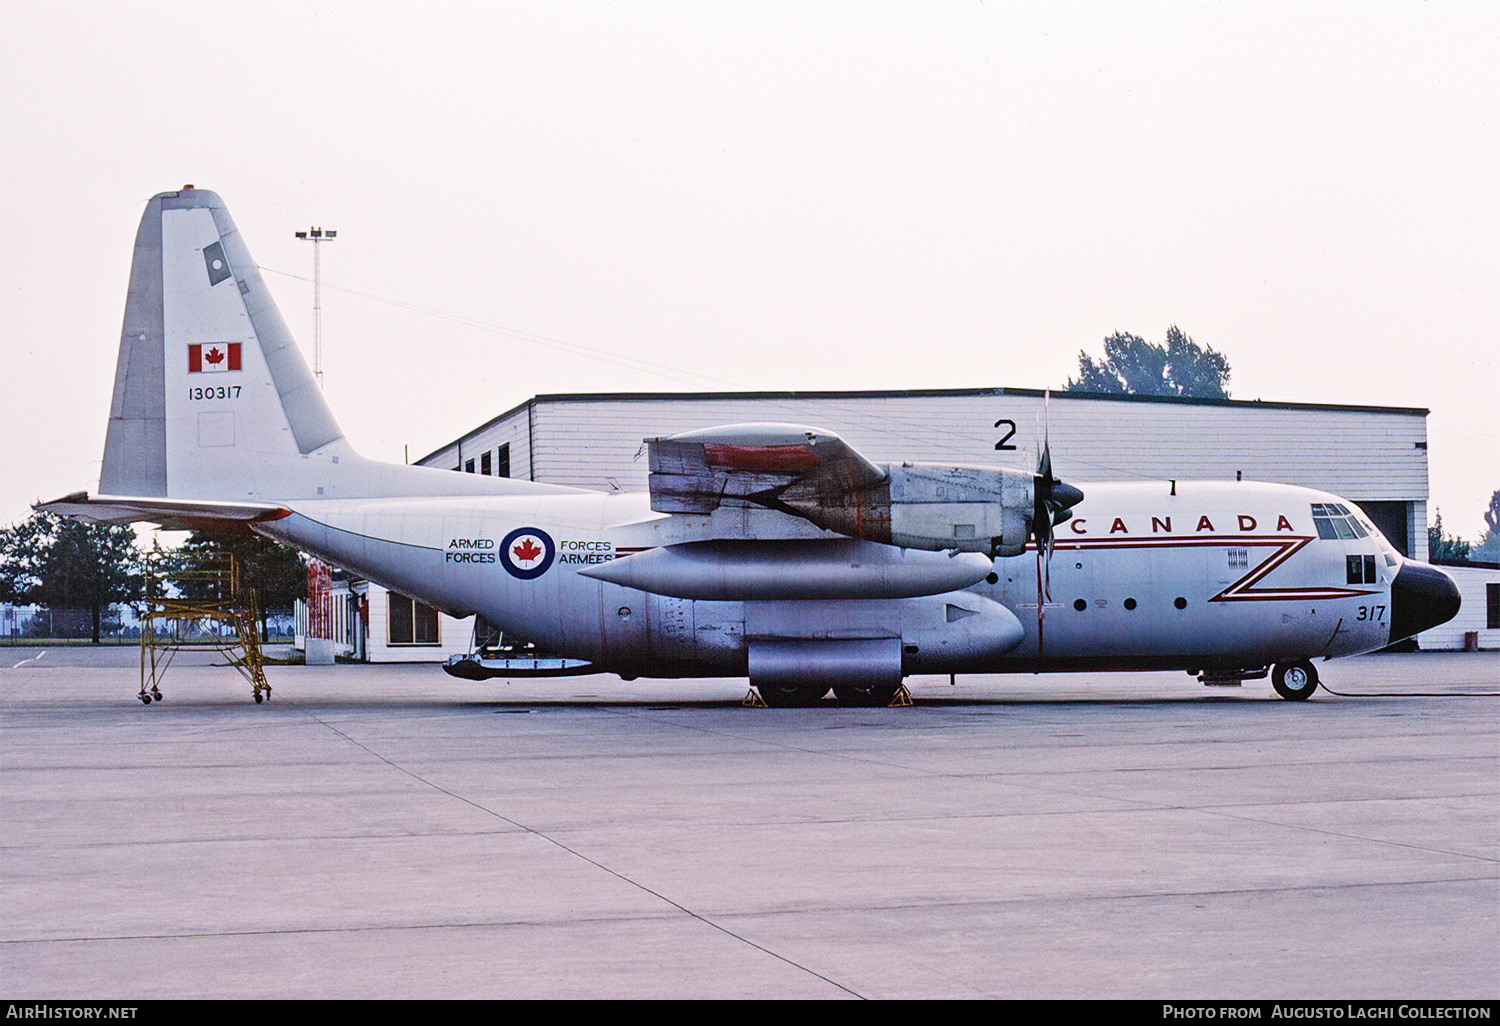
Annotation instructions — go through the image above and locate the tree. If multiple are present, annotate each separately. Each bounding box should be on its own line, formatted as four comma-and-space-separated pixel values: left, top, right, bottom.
1427, 510, 1470, 565
0, 512, 144, 643
176, 530, 308, 642
1066, 325, 1231, 398
1469, 490, 1500, 563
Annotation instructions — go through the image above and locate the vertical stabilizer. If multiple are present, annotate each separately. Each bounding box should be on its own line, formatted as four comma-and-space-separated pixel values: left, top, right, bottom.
100, 187, 350, 499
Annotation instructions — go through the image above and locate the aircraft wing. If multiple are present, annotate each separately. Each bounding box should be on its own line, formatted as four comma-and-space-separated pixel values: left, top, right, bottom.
35, 492, 291, 532
647, 423, 887, 515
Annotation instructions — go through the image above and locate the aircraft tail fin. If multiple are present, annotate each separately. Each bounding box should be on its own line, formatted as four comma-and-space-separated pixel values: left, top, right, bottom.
92, 187, 561, 507
101, 186, 349, 500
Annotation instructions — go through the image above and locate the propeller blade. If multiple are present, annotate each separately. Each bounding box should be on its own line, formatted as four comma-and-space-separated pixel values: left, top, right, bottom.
1037, 513, 1053, 603
1029, 392, 1079, 607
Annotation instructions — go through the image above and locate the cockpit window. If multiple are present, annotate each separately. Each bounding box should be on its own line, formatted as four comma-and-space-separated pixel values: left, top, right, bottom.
1312, 503, 1367, 540
1346, 554, 1377, 585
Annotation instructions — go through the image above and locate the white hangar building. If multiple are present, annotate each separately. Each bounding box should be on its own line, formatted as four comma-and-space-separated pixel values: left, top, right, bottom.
421, 387, 1436, 560
305, 387, 1496, 661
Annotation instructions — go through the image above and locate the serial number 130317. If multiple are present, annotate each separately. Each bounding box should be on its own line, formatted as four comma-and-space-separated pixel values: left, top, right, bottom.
188, 385, 241, 401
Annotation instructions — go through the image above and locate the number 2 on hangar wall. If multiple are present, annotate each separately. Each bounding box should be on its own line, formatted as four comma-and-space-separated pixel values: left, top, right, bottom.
994, 419, 1017, 451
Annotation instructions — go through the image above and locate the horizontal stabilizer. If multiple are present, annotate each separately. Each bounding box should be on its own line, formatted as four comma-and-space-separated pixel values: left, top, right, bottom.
36, 491, 290, 531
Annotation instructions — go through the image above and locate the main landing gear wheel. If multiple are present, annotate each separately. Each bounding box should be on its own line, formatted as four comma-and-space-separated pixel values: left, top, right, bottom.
756, 684, 829, 708
832, 683, 901, 707
1272, 660, 1319, 701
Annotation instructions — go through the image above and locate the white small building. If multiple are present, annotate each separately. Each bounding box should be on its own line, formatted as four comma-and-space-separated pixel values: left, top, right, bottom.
294, 573, 472, 663
1417, 564, 1500, 651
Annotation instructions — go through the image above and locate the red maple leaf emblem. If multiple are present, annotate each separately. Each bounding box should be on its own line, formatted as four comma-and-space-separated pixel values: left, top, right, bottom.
512, 538, 543, 563
204, 346, 224, 365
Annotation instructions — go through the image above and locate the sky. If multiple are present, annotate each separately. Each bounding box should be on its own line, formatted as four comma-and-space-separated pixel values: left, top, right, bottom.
3, 1, 1496, 540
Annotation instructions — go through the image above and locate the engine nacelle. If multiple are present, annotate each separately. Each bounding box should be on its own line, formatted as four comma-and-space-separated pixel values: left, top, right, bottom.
887, 463, 1034, 556
777, 462, 1036, 556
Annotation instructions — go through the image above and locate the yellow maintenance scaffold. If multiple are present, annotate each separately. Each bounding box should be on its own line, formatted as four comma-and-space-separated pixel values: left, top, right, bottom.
138, 550, 270, 704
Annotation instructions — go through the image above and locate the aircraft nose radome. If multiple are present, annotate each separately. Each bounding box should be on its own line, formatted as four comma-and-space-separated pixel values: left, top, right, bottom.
1389, 562, 1461, 644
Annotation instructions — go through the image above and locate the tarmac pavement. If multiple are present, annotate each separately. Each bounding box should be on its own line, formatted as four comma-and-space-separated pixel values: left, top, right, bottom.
1, 648, 1496, 999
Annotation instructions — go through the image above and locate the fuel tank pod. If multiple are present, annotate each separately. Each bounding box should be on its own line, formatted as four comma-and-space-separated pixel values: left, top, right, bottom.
578, 538, 995, 601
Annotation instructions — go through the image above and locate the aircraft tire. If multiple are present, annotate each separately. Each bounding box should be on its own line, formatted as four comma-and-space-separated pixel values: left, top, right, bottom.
1272, 660, 1319, 701
832, 684, 901, 707
757, 684, 828, 708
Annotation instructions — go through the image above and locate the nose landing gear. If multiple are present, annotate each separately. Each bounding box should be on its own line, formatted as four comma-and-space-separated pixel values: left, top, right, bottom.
1272, 660, 1319, 701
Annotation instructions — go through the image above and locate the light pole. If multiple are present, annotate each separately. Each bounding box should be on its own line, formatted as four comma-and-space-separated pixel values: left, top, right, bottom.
294, 227, 336, 387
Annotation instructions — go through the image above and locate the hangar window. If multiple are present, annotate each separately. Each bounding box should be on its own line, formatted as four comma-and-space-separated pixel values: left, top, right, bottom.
1488, 584, 1499, 630
388, 593, 440, 646
465, 458, 475, 474
496, 443, 511, 479
480, 451, 492, 475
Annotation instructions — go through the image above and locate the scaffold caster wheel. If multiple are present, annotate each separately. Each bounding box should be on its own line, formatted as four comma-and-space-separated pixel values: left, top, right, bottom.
254, 692, 263, 704
139, 693, 152, 705
151, 690, 162, 702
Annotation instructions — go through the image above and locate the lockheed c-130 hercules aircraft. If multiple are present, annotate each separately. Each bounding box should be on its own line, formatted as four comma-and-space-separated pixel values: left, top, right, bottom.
41, 187, 1462, 706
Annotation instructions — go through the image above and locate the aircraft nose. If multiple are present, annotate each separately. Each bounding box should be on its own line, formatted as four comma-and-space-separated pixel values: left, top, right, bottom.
1388, 562, 1461, 644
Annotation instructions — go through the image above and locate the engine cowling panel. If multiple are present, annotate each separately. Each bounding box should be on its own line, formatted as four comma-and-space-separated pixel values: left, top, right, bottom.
777, 462, 1036, 556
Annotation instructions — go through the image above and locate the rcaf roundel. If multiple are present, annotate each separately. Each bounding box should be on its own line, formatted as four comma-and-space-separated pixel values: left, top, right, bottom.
188, 342, 241, 373
500, 527, 555, 580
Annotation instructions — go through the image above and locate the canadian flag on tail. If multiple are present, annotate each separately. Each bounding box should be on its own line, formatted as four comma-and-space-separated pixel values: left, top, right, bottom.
188, 342, 241, 373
